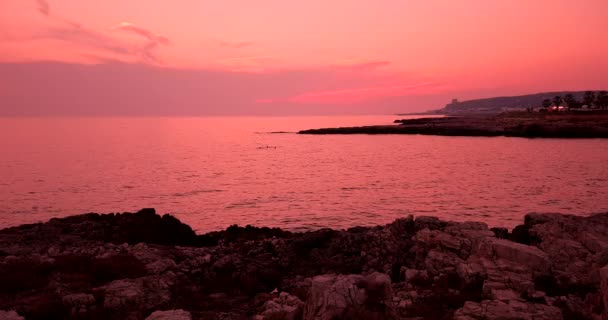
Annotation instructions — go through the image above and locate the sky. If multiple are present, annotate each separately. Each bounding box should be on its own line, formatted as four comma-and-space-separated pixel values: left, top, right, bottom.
1, 0, 607, 115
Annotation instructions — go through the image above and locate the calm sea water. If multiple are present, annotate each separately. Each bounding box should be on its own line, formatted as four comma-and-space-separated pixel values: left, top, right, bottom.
1, 116, 607, 232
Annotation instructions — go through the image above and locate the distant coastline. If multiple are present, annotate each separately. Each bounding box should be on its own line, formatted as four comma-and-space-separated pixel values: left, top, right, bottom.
300, 112, 608, 138
408, 90, 608, 116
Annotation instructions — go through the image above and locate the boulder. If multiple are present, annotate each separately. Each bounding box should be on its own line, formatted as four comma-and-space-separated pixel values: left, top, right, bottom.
454, 300, 563, 320
145, 309, 192, 320
258, 292, 304, 320
100, 274, 175, 318
0, 310, 24, 320
303, 272, 394, 320
478, 238, 549, 271
600, 265, 608, 319
62, 293, 96, 315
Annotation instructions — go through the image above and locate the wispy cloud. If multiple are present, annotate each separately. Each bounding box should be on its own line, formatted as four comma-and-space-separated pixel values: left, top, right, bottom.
35, 0, 50, 16
26, 1, 170, 64
112, 22, 170, 63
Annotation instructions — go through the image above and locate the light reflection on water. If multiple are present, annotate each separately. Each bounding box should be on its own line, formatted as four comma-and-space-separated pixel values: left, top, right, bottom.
1, 115, 607, 232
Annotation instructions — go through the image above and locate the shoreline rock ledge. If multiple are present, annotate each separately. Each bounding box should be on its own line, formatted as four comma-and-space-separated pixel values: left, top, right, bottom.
2, 209, 608, 319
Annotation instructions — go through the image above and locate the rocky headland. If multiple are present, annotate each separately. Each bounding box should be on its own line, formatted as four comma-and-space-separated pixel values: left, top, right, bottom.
2, 209, 608, 319
298, 113, 608, 138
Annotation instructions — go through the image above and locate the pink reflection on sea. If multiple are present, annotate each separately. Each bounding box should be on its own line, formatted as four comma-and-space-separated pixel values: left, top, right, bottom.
0, 115, 607, 233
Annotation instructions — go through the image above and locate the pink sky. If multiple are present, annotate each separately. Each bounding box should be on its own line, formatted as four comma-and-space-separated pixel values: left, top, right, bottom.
1, 0, 607, 115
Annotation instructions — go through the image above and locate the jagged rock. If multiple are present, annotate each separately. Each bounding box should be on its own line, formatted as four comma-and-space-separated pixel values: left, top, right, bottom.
101, 279, 146, 310
146, 258, 177, 274
454, 300, 563, 320
0, 310, 24, 320
414, 216, 446, 231
424, 250, 463, 275
100, 274, 175, 318
600, 265, 608, 319
303, 272, 394, 320
402, 268, 430, 284
3, 210, 608, 319
257, 292, 304, 320
145, 309, 192, 320
490, 227, 509, 239
478, 238, 549, 271
62, 293, 96, 315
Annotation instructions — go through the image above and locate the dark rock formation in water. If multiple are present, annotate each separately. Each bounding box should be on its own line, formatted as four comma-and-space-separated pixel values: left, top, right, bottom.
298, 113, 608, 138
2, 208, 608, 319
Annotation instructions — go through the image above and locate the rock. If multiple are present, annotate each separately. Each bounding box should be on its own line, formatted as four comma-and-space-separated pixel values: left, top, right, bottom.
100, 274, 175, 318
424, 250, 463, 275
490, 227, 509, 239
257, 292, 304, 320
62, 293, 96, 315
4, 210, 608, 319
454, 300, 563, 320
478, 238, 549, 271
146, 258, 177, 274
0, 310, 24, 320
402, 268, 430, 285
414, 216, 446, 231
303, 272, 395, 320
600, 265, 608, 319
145, 309, 192, 320
102, 279, 146, 310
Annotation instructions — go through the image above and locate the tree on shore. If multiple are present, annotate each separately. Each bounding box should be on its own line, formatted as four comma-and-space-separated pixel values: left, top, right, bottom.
597, 91, 608, 109
563, 94, 580, 109
542, 99, 552, 110
583, 91, 596, 108
553, 96, 563, 108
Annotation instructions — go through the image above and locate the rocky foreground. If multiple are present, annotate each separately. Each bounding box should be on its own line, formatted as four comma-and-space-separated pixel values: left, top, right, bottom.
298, 113, 608, 138
2, 210, 608, 319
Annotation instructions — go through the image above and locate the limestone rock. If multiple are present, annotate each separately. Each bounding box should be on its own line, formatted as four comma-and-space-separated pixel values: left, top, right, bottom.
454, 300, 563, 320
478, 238, 549, 271
600, 265, 608, 319
303, 272, 394, 320
145, 309, 192, 320
258, 292, 304, 320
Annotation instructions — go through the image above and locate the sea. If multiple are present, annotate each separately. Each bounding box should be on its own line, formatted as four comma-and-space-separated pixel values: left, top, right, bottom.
1, 115, 607, 233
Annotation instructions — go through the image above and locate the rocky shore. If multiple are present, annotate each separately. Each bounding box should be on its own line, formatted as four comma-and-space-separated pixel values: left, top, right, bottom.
298, 113, 608, 138
2, 209, 608, 319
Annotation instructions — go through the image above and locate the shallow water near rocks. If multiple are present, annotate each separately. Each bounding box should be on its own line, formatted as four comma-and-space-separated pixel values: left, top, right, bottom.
1, 115, 607, 232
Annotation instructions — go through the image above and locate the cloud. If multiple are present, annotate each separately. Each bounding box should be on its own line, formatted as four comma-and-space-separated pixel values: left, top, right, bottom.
112, 22, 170, 63
218, 40, 256, 49
37, 22, 132, 56
113, 22, 170, 45
36, 0, 50, 16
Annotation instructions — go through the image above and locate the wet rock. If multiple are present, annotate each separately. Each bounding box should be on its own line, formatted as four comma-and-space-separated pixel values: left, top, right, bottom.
145, 309, 192, 320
